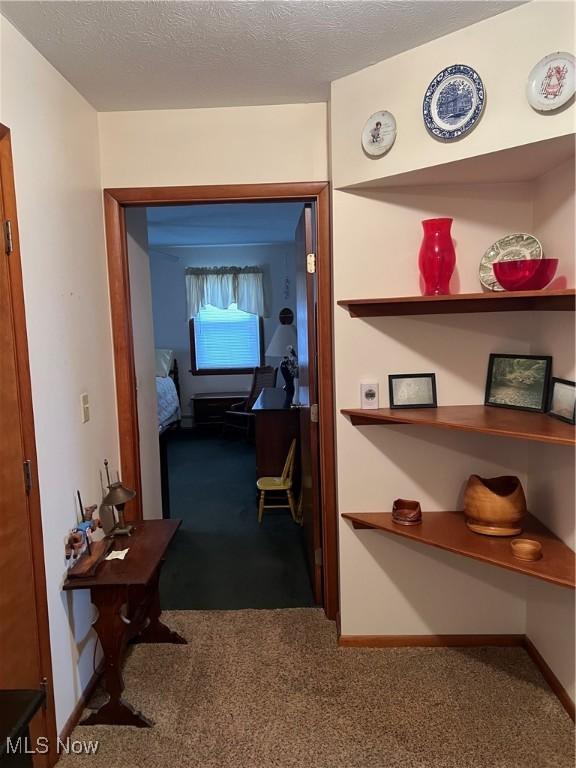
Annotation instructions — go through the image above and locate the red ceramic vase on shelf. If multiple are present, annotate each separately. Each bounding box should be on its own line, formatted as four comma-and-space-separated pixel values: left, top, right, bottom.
418, 218, 456, 295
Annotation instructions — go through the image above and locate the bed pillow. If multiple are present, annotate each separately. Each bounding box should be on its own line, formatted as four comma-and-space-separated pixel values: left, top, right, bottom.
155, 348, 174, 377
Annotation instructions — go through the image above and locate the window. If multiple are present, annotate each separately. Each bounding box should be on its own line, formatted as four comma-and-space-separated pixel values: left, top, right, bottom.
189, 303, 264, 374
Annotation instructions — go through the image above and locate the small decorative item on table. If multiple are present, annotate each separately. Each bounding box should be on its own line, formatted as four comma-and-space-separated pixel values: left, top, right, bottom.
392, 499, 422, 526
485, 353, 552, 412
360, 381, 379, 409
510, 538, 543, 562
361, 110, 397, 157
464, 475, 527, 537
418, 218, 456, 296
479, 233, 543, 291
548, 377, 576, 425
423, 64, 485, 141
389, 373, 437, 409
526, 52, 575, 112
493, 258, 558, 291
102, 459, 136, 536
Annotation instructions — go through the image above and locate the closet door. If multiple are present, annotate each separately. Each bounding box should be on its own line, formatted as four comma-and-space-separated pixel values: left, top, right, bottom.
0, 126, 56, 767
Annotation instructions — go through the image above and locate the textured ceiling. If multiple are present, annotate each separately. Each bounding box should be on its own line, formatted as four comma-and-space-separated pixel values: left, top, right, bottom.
147, 202, 304, 248
1, 0, 525, 111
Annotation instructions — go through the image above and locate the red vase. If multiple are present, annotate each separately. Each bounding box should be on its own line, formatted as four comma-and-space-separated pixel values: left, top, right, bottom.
418, 218, 456, 296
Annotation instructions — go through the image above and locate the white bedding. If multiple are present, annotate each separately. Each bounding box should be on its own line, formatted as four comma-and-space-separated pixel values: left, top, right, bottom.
156, 375, 180, 430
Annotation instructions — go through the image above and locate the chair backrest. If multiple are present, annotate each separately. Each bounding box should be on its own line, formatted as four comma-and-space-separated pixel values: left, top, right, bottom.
246, 366, 278, 410
281, 439, 297, 484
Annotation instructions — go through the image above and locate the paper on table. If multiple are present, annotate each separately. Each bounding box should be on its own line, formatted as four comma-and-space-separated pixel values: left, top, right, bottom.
105, 548, 129, 561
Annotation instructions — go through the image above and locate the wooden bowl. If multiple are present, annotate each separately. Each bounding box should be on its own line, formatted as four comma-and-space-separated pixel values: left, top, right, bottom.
464, 475, 526, 536
511, 538, 542, 561
392, 499, 422, 526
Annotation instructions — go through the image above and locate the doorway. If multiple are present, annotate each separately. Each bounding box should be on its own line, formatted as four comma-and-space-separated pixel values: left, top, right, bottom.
104, 183, 337, 619
0, 125, 57, 766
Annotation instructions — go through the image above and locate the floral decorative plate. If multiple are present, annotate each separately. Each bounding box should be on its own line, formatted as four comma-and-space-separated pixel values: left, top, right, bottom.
361, 111, 397, 157
423, 64, 485, 140
480, 233, 543, 292
527, 51, 575, 112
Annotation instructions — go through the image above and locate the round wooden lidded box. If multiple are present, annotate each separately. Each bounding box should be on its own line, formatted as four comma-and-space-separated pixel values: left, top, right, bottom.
463, 475, 527, 536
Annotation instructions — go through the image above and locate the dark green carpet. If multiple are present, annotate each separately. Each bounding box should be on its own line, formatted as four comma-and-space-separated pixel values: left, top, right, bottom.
160, 431, 315, 609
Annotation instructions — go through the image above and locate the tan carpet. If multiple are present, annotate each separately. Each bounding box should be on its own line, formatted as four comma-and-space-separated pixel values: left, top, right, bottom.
63, 609, 574, 768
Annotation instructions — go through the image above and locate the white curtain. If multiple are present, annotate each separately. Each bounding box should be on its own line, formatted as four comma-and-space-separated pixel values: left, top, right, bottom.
185, 267, 265, 318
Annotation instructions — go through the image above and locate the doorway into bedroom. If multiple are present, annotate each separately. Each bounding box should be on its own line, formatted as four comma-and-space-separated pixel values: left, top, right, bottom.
124, 196, 328, 610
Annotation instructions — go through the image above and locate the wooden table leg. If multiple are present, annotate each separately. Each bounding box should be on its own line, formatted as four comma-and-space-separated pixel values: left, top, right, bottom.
134, 568, 187, 645
81, 587, 153, 728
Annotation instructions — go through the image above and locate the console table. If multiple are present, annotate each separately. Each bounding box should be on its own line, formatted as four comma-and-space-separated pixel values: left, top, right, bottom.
63, 519, 185, 727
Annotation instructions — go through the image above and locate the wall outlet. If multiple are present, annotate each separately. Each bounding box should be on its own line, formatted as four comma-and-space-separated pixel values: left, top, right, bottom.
80, 392, 90, 423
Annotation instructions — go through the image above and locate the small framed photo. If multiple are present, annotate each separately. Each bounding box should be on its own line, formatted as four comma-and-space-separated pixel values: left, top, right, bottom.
485, 354, 552, 413
548, 378, 576, 424
388, 373, 437, 409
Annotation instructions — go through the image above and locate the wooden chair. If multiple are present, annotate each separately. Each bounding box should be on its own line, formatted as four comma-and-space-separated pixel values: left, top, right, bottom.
223, 365, 277, 438
257, 439, 299, 524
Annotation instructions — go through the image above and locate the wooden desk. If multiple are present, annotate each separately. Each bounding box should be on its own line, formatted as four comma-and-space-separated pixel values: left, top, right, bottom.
252, 388, 300, 484
63, 520, 185, 727
191, 391, 249, 427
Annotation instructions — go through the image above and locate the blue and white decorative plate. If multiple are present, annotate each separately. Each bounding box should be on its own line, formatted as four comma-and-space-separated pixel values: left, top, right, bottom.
423, 64, 485, 141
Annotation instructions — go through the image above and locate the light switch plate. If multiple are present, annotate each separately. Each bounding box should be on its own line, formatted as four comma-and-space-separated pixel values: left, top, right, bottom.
80, 392, 90, 423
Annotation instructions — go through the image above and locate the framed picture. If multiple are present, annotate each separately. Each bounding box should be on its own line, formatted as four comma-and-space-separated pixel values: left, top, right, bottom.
389, 373, 437, 409
485, 354, 552, 413
548, 377, 576, 424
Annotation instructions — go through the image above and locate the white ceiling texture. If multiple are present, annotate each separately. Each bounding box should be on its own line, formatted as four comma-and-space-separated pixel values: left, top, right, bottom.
1, 1, 524, 111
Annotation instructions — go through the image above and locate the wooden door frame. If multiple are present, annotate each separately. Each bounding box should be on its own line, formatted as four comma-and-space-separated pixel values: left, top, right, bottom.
103, 182, 339, 620
0, 125, 57, 764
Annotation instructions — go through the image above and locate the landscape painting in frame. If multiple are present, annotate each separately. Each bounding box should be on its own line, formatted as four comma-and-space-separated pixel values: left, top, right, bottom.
485, 354, 552, 412
548, 377, 576, 424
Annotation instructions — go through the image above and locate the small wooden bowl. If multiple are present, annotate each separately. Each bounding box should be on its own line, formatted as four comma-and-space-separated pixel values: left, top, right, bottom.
392, 499, 422, 526
510, 538, 542, 562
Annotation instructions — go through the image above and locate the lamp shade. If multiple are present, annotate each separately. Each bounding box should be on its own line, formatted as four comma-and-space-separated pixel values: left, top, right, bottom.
266, 323, 297, 357
102, 482, 136, 508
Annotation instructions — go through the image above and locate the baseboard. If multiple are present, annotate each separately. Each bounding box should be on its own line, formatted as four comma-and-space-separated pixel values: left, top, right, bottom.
59, 661, 104, 742
338, 634, 525, 648
523, 637, 575, 722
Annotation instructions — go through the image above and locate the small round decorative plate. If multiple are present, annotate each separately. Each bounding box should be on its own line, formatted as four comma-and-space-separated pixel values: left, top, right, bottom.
527, 51, 575, 112
480, 233, 543, 291
423, 64, 485, 140
361, 111, 397, 157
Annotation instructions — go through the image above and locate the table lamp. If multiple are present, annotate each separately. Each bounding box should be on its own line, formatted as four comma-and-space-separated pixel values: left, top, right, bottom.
266, 309, 298, 405
102, 460, 136, 536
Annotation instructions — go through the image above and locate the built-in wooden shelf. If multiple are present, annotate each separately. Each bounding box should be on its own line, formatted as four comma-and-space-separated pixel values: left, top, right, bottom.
340, 133, 575, 190
341, 406, 576, 446
338, 289, 576, 317
342, 511, 575, 589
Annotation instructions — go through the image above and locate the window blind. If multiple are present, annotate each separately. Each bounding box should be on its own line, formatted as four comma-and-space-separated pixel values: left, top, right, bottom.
193, 303, 261, 370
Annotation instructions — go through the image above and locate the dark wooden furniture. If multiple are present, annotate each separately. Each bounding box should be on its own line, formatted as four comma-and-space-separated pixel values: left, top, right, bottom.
342, 405, 576, 446
63, 520, 185, 727
252, 388, 300, 486
158, 358, 182, 520
0, 689, 45, 767
191, 391, 250, 428
342, 511, 575, 589
338, 288, 576, 317
223, 366, 277, 438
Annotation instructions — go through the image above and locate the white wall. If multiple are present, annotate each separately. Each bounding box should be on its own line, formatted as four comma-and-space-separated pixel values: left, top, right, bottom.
330, 0, 575, 702
149, 241, 298, 413
99, 103, 328, 188
126, 209, 162, 519
0, 20, 118, 732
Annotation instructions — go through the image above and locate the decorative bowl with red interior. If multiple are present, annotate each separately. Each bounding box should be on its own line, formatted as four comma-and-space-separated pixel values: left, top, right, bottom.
493, 258, 558, 291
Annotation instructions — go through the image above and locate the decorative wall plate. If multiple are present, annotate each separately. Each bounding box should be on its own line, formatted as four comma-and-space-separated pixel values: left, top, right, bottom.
361, 111, 397, 157
527, 51, 575, 112
479, 233, 543, 291
423, 64, 485, 140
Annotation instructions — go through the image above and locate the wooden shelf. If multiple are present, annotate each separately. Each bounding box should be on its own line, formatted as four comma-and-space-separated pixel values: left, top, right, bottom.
338, 289, 576, 317
342, 511, 575, 589
341, 406, 576, 446
340, 133, 575, 190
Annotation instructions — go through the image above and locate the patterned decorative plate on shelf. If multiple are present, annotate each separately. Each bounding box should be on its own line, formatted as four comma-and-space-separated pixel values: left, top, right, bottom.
361, 110, 397, 157
423, 64, 485, 141
480, 233, 543, 292
527, 51, 575, 112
